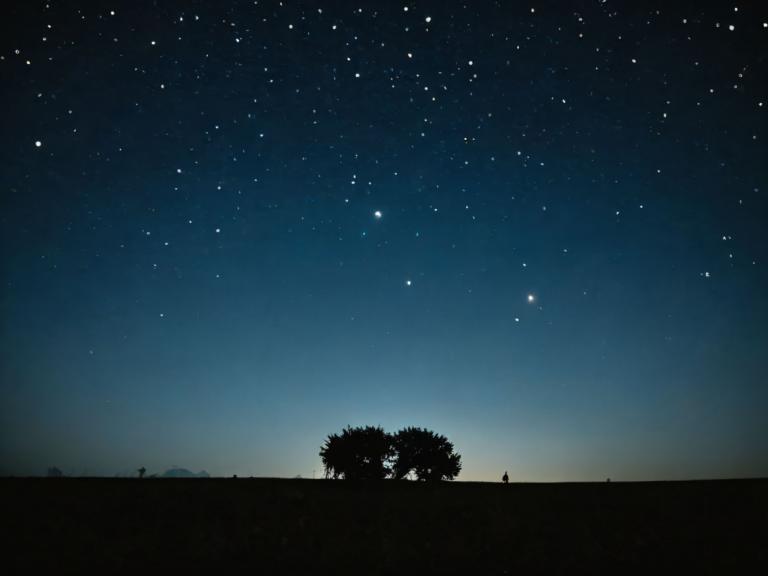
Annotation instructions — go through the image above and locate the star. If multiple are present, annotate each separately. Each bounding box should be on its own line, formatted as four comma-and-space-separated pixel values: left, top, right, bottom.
527, 294, 535, 303
373, 210, 383, 219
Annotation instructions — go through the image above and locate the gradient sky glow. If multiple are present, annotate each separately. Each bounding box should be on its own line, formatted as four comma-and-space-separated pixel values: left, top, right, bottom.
1, 1, 767, 480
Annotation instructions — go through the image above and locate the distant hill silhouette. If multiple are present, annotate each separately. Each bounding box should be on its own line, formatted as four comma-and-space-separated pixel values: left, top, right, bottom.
161, 467, 210, 478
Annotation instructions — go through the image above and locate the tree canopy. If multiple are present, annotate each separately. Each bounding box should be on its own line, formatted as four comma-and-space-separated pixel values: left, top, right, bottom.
392, 427, 462, 481
319, 425, 461, 481
319, 425, 393, 480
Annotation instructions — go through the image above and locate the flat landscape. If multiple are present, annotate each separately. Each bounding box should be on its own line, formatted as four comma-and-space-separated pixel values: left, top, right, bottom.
4, 478, 766, 574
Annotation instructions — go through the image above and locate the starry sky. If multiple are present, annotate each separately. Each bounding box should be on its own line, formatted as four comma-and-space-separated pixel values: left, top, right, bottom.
1, 1, 767, 481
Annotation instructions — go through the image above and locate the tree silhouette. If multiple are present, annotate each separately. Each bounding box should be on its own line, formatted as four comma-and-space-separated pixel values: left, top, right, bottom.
391, 427, 461, 481
46, 467, 63, 478
320, 425, 462, 481
319, 425, 393, 480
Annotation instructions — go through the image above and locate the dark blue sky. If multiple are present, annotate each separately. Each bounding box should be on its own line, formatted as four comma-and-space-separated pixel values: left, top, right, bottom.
1, 1, 767, 480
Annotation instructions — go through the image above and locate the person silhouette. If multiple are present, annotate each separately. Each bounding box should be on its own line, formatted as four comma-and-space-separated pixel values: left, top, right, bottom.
502, 471, 509, 484
138, 467, 146, 479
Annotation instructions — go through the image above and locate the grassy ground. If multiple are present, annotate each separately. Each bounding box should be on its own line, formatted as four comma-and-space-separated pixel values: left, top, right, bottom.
3, 478, 767, 574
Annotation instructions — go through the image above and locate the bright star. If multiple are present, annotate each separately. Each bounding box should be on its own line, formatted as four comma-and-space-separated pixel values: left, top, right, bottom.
374, 210, 382, 219
527, 294, 535, 303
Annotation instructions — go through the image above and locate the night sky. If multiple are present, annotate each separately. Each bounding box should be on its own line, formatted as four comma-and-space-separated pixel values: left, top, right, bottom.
1, 1, 767, 481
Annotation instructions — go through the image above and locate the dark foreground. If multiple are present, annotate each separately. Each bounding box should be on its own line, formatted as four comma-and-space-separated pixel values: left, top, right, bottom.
3, 478, 767, 575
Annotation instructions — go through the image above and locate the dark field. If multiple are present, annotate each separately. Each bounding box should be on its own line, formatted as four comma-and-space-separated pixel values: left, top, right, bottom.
4, 478, 767, 575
